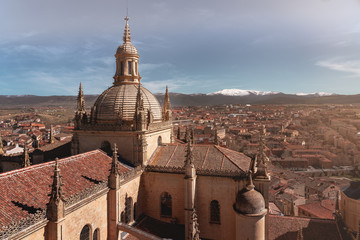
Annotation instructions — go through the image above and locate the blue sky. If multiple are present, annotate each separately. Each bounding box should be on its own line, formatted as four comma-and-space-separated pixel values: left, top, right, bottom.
1, 0, 360, 95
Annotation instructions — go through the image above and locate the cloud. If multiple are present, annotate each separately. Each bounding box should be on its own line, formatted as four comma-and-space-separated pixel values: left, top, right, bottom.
316, 59, 360, 77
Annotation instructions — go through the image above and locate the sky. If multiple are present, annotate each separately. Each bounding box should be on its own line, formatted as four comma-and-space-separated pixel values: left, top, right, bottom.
0, 0, 360, 96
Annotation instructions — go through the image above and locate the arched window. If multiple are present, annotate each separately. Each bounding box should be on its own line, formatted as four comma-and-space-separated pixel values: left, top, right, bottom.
93, 228, 100, 240
121, 62, 124, 75
158, 136, 162, 146
133, 202, 137, 221
128, 61, 132, 75
100, 141, 112, 156
125, 196, 133, 224
210, 200, 220, 224
80, 225, 91, 240
160, 192, 172, 217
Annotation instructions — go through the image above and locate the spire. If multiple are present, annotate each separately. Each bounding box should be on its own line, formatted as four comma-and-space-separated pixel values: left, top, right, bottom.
23, 144, 31, 167
0, 132, 4, 155
109, 144, 121, 190
77, 82, 86, 113
135, 83, 144, 111
254, 125, 270, 179
123, 16, 131, 43
49, 158, 63, 204
47, 157, 64, 221
162, 86, 172, 121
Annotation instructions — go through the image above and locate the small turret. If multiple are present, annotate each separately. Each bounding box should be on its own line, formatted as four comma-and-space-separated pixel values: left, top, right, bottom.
234, 171, 267, 240
162, 86, 172, 122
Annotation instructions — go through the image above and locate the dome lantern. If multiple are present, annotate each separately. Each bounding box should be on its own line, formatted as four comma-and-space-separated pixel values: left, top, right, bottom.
113, 17, 141, 85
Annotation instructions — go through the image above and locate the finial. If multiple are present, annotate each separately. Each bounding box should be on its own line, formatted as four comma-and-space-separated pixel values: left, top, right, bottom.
113, 143, 118, 158
247, 170, 255, 190
110, 144, 119, 175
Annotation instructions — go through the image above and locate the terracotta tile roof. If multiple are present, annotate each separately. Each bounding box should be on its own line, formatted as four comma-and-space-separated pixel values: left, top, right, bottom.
298, 199, 335, 219
0, 150, 132, 230
148, 144, 250, 173
268, 215, 341, 240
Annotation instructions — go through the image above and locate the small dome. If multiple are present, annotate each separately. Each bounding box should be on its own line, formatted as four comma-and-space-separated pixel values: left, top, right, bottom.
92, 84, 162, 123
116, 43, 138, 56
235, 186, 266, 215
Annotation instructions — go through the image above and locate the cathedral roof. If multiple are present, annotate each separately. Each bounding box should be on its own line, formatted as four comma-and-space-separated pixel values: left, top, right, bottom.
0, 150, 132, 235
92, 84, 162, 123
268, 215, 342, 240
147, 144, 250, 175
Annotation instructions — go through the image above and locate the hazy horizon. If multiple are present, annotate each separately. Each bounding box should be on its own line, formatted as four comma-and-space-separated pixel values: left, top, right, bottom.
1, 0, 360, 96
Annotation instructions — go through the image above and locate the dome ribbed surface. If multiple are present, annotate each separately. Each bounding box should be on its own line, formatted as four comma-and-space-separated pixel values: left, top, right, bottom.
116, 43, 138, 55
93, 84, 162, 123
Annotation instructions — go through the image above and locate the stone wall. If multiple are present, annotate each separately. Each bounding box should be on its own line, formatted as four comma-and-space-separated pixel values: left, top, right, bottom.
142, 171, 246, 240
62, 193, 108, 239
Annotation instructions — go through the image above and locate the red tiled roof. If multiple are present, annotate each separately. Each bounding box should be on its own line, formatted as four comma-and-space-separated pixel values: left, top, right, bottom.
0, 150, 132, 229
298, 199, 335, 219
148, 144, 250, 173
268, 215, 341, 240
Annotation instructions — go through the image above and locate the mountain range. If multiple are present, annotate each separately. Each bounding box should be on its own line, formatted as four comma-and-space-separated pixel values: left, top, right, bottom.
0, 89, 359, 108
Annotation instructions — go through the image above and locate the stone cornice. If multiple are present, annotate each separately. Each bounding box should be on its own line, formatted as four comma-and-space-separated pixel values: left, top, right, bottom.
0, 210, 47, 239
145, 165, 246, 178
64, 181, 109, 211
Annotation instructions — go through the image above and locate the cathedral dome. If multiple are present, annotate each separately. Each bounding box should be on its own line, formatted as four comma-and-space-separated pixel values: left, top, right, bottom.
235, 181, 266, 215
92, 84, 162, 123
116, 42, 138, 56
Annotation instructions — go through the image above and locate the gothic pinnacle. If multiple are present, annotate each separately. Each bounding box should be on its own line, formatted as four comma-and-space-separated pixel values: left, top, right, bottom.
77, 82, 85, 113
49, 158, 63, 203
111, 144, 119, 175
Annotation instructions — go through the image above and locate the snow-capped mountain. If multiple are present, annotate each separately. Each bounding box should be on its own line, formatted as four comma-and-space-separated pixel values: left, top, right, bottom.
208, 89, 280, 96
295, 92, 335, 97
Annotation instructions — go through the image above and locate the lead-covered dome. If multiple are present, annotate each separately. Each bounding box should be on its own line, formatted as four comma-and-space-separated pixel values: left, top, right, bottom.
92, 84, 162, 124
